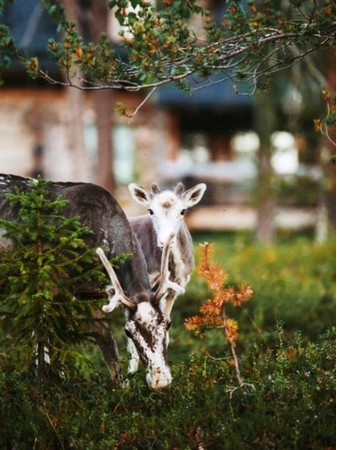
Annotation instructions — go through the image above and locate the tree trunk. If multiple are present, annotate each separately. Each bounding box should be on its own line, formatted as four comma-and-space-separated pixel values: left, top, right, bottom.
255, 93, 277, 245
62, 0, 87, 181
94, 90, 116, 192
91, 0, 116, 193
37, 339, 46, 385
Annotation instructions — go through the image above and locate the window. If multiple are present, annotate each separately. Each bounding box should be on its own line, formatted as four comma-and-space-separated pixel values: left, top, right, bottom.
112, 125, 135, 184
84, 118, 135, 185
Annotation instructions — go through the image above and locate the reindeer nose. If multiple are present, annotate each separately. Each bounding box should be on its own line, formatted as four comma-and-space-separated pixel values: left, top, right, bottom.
158, 238, 169, 249
158, 234, 175, 249
147, 369, 172, 389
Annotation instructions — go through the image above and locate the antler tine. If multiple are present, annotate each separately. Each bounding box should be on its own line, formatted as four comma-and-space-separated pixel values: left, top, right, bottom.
151, 183, 161, 194
96, 247, 135, 312
174, 182, 185, 196
153, 236, 185, 302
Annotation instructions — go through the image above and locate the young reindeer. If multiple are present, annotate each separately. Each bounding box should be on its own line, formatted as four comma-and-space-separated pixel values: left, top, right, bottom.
0, 174, 177, 389
128, 182, 207, 317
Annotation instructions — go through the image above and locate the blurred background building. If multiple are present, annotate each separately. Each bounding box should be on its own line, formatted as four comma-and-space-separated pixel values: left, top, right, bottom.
0, 0, 335, 239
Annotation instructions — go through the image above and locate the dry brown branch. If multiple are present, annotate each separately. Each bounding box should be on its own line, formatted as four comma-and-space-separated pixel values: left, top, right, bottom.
185, 242, 253, 388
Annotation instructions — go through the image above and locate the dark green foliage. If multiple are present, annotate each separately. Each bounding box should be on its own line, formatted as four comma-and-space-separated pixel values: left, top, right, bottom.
0, 329, 334, 449
0, 177, 117, 380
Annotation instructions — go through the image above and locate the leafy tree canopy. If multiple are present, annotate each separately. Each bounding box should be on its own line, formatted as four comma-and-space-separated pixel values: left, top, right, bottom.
0, 0, 335, 94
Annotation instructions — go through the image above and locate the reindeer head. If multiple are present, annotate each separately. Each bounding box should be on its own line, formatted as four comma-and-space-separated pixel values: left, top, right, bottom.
96, 247, 176, 389
128, 182, 206, 249
124, 297, 172, 389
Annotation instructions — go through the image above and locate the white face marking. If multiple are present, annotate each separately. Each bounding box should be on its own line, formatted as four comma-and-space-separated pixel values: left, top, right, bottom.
135, 301, 158, 324
149, 191, 185, 249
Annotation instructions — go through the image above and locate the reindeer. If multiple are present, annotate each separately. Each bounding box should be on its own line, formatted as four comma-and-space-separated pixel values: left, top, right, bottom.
128, 182, 207, 317
0, 174, 178, 389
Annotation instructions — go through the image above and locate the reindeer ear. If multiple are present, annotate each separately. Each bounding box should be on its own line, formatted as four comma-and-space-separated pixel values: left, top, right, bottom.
128, 183, 151, 207
183, 183, 206, 208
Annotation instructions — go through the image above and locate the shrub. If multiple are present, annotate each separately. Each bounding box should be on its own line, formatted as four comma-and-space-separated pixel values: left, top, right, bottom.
0, 328, 334, 449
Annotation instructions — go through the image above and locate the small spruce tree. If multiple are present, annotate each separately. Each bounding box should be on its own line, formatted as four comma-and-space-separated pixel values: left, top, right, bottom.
0, 177, 111, 384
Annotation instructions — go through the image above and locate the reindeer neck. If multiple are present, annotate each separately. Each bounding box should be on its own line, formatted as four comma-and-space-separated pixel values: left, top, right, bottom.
129, 215, 161, 274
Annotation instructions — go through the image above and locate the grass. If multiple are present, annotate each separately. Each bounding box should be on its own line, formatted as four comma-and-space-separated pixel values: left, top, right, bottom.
167, 231, 336, 360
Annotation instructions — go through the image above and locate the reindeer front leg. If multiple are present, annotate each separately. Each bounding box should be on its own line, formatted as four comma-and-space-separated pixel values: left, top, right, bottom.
154, 237, 185, 299
96, 247, 140, 376
91, 310, 121, 382
127, 338, 140, 373
162, 290, 176, 318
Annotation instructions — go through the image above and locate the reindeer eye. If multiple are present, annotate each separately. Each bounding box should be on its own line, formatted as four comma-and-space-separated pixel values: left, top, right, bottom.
180, 209, 186, 216
125, 329, 132, 339
163, 317, 172, 329
148, 209, 154, 215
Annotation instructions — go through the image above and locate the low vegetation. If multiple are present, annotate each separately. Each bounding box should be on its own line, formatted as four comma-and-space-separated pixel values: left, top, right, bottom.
0, 328, 335, 449
0, 184, 335, 449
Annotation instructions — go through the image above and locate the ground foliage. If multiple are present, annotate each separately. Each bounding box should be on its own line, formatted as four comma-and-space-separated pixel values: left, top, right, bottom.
175, 232, 336, 354
0, 328, 335, 449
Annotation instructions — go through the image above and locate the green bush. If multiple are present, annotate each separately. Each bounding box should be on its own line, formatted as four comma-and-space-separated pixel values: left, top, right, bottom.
0, 328, 334, 449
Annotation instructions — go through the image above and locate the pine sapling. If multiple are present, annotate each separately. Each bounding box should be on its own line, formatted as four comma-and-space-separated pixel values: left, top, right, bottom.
0, 177, 124, 384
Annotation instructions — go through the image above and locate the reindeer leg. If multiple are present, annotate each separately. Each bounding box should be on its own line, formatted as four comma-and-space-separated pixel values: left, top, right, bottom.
91, 310, 121, 383
154, 236, 185, 300
163, 275, 189, 317
166, 278, 185, 295
127, 338, 140, 373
